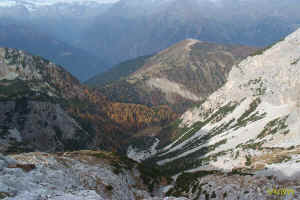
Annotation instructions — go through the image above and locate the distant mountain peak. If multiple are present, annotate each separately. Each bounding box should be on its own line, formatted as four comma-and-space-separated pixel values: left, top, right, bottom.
184, 38, 201, 43
155, 38, 201, 58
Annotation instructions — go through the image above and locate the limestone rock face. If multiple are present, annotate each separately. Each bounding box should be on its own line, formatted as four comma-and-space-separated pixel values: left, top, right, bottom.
147, 29, 300, 199
0, 151, 142, 200
0, 151, 191, 200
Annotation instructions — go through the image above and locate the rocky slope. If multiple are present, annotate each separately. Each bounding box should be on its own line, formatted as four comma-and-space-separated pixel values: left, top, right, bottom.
87, 39, 257, 113
0, 151, 189, 200
0, 47, 176, 154
141, 28, 300, 199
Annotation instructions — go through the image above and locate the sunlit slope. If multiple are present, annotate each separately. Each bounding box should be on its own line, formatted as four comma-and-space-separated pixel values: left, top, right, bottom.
152, 28, 300, 178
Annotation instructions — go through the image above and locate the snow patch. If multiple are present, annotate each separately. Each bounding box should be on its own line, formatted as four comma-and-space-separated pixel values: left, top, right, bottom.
127, 138, 160, 162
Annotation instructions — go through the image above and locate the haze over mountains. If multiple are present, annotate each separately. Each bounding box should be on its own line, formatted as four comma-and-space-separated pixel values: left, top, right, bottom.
82, 0, 300, 66
0, 21, 106, 81
0, 0, 299, 80
0, 0, 114, 81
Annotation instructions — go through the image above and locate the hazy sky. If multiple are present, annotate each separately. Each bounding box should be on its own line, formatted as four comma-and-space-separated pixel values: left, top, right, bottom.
0, 0, 120, 7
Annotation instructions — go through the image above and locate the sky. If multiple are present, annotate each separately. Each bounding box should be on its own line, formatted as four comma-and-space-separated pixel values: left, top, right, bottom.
0, 0, 120, 7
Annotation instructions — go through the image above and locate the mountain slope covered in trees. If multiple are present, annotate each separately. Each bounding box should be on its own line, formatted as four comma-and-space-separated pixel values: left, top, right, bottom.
0, 47, 176, 154
87, 39, 257, 113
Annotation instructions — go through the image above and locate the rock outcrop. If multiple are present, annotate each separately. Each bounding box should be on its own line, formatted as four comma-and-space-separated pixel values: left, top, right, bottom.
0, 151, 189, 200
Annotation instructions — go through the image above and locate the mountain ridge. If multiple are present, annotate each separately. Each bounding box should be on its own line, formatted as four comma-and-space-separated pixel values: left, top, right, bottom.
87, 39, 257, 113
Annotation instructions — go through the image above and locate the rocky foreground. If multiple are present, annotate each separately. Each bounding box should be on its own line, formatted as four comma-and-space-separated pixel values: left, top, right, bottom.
0, 151, 189, 200
1, 149, 300, 200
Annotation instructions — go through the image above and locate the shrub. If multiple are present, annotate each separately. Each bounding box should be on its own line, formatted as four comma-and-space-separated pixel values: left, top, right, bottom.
105, 185, 114, 191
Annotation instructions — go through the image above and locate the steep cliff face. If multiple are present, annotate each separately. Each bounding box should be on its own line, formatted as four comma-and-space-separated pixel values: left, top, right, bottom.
0, 100, 88, 153
145, 29, 300, 199
88, 40, 257, 113
0, 47, 176, 154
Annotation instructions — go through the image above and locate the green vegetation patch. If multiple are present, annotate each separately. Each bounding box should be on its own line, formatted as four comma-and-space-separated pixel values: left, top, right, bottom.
227, 168, 254, 176
257, 116, 289, 139
105, 185, 114, 191
233, 98, 266, 129
0, 79, 32, 99
0, 192, 9, 199
154, 120, 234, 175
242, 78, 266, 96
208, 102, 238, 124
138, 161, 172, 193
166, 170, 220, 197
162, 102, 238, 153
168, 121, 207, 150
87, 151, 136, 174
245, 155, 252, 166
166, 169, 253, 197
291, 58, 300, 65
156, 147, 228, 177
238, 140, 265, 150
0, 79, 61, 102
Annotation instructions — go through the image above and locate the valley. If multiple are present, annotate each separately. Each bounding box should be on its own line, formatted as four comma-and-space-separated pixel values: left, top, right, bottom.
1, 29, 300, 199
0, 1, 300, 199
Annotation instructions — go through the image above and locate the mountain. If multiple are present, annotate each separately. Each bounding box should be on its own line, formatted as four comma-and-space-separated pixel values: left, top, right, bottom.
140, 28, 300, 199
82, 0, 300, 66
0, 21, 107, 81
0, 47, 176, 154
87, 39, 257, 113
1, 0, 299, 80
